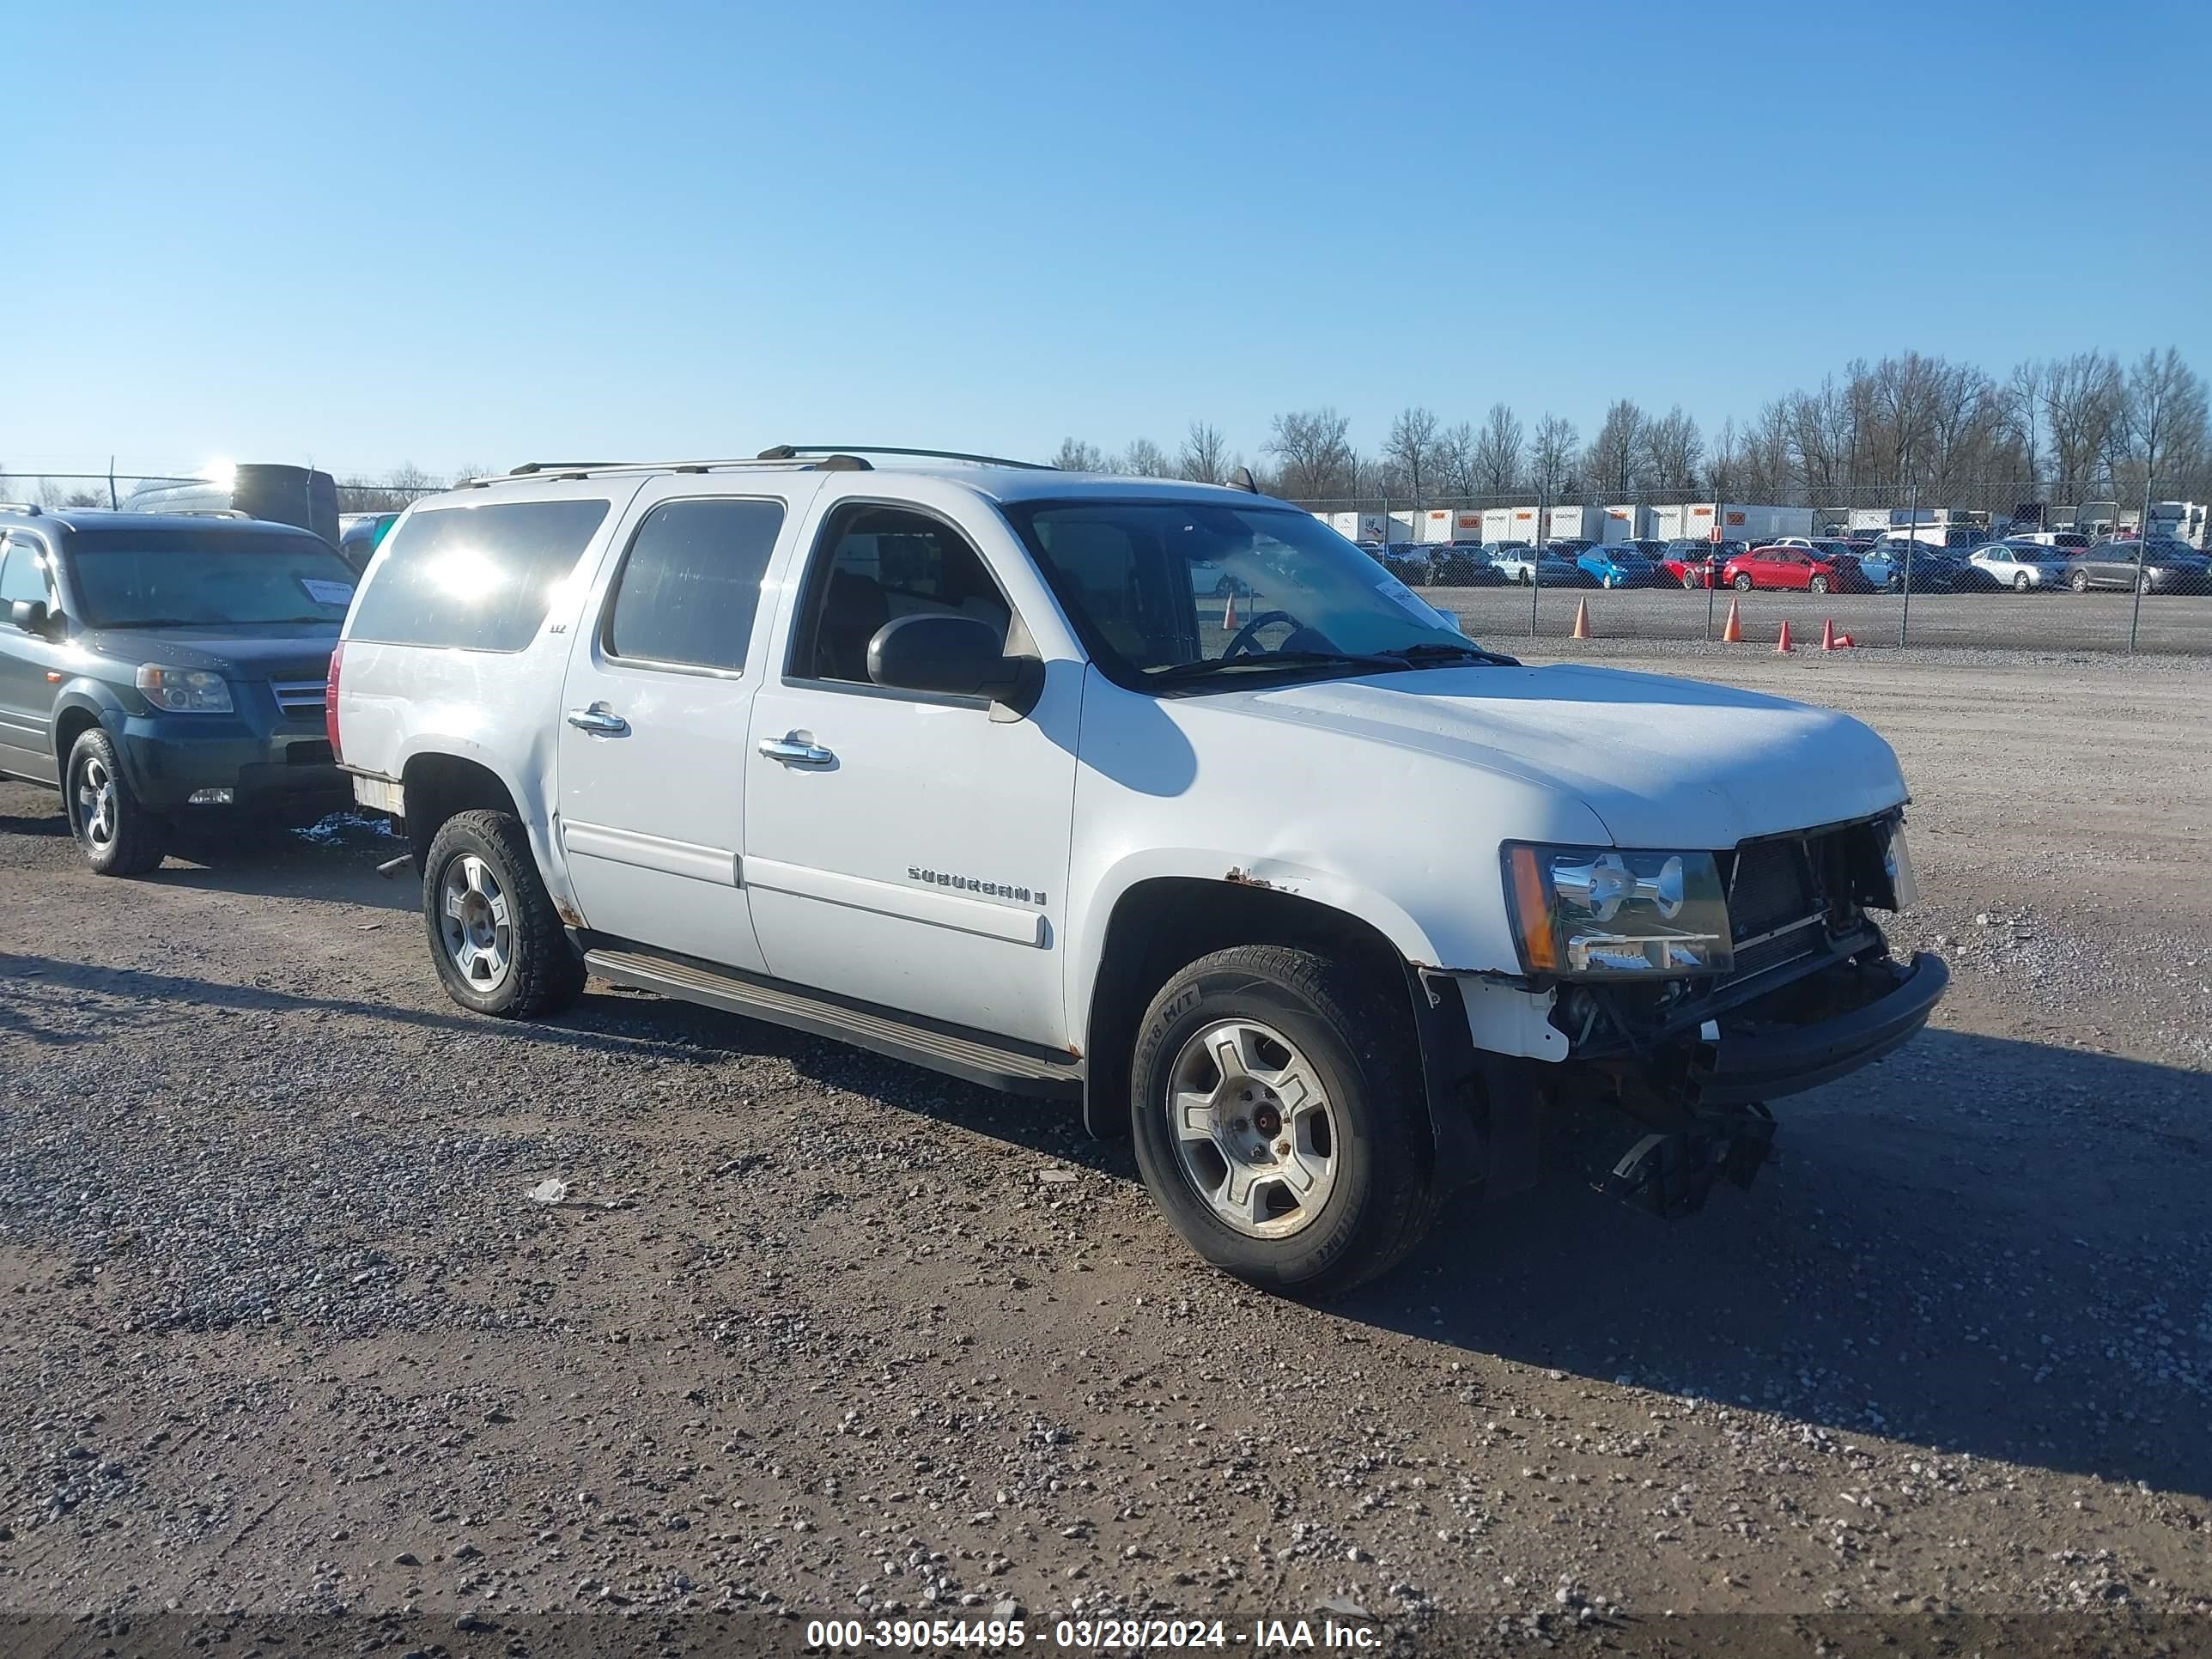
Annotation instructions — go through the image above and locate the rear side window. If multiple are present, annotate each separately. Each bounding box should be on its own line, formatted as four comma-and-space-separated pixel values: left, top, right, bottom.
349, 499, 611, 652
605, 498, 785, 672
1, 540, 49, 607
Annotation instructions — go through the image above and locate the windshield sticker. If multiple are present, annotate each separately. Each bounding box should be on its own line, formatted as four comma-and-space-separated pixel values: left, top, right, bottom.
301, 578, 356, 607
1376, 576, 1457, 630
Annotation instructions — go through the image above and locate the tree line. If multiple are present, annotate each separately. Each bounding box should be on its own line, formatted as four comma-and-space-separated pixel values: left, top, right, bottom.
1054, 346, 2212, 507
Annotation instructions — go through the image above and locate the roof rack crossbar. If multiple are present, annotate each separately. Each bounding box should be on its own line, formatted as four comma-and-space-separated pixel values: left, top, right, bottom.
465, 447, 1055, 489
0, 501, 43, 515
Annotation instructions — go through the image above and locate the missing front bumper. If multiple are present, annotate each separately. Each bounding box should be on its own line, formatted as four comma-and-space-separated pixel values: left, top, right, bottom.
1686, 951, 1949, 1107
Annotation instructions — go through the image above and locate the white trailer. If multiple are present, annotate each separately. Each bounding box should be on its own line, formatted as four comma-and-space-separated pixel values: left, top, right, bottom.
1544, 506, 1607, 542
1389, 511, 1419, 542
1443, 507, 1486, 542
1417, 507, 1457, 544
1483, 506, 1540, 544
1678, 502, 1815, 544
1650, 503, 1693, 542
1603, 504, 1650, 543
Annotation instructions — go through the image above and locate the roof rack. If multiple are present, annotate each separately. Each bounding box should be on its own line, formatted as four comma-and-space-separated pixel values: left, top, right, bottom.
465, 446, 1054, 489
755, 445, 1055, 471
0, 501, 41, 516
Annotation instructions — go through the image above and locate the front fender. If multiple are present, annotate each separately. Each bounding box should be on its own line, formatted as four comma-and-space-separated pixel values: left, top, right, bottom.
49, 679, 130, 762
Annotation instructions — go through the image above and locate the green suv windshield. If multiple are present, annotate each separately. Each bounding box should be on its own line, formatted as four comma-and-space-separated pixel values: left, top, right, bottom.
1002, 500, 1496, 690
67, 530, 359, 629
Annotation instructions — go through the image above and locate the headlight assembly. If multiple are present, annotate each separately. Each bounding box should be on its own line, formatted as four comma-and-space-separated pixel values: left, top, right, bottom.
136, 665, 234, 713
1504, 843, 1732, 976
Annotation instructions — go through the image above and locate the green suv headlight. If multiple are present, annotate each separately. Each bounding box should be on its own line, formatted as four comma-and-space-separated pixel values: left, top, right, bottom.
1504, 843, 1733, 977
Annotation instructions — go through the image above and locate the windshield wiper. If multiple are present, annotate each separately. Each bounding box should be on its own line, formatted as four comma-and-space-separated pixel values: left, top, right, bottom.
1375, 641, 1522, 668
1150, 649, 1401, 684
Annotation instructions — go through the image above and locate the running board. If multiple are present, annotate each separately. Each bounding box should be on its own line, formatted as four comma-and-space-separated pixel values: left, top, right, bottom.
582, 946, 1084, 1100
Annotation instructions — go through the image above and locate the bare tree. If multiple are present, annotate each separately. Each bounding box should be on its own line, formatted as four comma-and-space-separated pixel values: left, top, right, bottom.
2041, 352, 2123, 495
2120, 346, 2209, 495
1471, 403, 1523, 495
1264, 408, 1356, 501
1581, 399, 1648, 501
2002, 361, 2045, 487
1640, 406, 1703, 495
1382, 406, 1442, 505
1053, 438, 1109, 473
1435, 420, 1477, 498
1176, 421, 1229, 484
1121, 438, 1172, 477
1528, 413, 1580, 499
1705, 417, 1744, 500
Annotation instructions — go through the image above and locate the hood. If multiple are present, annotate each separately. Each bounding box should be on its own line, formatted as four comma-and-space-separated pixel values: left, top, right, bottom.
78, 624, 338, 683
1211, 663, 1908, 848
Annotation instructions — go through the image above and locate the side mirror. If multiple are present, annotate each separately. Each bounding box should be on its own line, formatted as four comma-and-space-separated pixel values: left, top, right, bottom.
9, 599, 52, 636
866, 614, 1042, 715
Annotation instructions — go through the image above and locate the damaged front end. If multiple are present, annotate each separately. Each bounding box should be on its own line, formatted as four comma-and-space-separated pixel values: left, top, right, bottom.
1480, 813, 1948, 1218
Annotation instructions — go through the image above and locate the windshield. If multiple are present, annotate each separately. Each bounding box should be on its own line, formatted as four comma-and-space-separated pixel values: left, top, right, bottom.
67, 530, 358, 629
1002, 500, 1483, 689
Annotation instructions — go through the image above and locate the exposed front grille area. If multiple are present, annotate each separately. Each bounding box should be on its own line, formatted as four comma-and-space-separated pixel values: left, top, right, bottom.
1719, 826, 1857, 985
270, 678, 328, 716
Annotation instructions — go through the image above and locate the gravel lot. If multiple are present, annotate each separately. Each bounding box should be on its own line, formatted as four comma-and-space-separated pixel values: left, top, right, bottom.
2, 648, 2209, 1657
1426, 583, 2212, 655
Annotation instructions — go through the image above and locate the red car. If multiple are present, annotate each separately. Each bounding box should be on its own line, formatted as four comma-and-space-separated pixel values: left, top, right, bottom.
1659, 538, 1746, 589
1722, 544, 1872, 594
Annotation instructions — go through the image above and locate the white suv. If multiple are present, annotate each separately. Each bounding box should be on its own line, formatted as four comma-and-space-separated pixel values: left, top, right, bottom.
331, 447, 1947, 1295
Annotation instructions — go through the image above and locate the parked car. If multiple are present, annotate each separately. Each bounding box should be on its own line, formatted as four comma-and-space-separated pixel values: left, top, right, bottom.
1494, 544, 1589, 586
1660, 538, 1747, 589
2063, 541, 2212, 593
1857, 541, 1978, 592
1379, 542, 1433, 586
1969, 543, 2068, 592
337, 511, 401, 573
0, 507, 356, 872
1431, 544, 1506, 586
1577, 544, 1667, 589
331, 449, 1943, 1293
1722, 544, 1873, 594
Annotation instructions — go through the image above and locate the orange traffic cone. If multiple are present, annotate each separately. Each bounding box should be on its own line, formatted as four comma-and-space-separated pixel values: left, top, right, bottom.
1820, 617, 1839, 652
1721, 598, 1743, 642
1835, 631, 1856, 648
1221, 588, 1237, 632
1571, 598, 1594, 640
1776, 618, 1794, 653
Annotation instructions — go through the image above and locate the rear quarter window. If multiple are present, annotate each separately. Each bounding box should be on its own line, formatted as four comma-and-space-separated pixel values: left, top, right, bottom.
349, 499, 611, 652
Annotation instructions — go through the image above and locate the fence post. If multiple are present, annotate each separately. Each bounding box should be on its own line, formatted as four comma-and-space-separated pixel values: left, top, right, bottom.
2128, 478, 2152, 654
1897, 481, 1917, 648
1528, 487, 1543, 638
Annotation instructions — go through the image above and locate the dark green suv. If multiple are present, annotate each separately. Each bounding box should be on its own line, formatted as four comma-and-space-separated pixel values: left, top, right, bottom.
0, 507, 358, 873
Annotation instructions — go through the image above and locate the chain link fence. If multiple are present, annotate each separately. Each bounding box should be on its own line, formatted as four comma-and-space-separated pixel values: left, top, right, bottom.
1290, 478, 2209, 655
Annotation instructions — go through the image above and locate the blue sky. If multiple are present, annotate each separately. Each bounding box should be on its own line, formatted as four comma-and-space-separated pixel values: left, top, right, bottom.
6, 0, 2207, 480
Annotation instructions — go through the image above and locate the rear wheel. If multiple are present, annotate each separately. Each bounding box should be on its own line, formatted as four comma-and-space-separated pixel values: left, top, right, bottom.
2014, 572, 2032, 592
1129, 945, 1437, 1297
64, 728, 167, 877
1809, 574, 1830, 595
2070, 568, 2090, 593
422, 810, 586, 1018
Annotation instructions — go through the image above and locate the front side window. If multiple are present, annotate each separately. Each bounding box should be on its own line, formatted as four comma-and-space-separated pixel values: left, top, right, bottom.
1, 540, 50, 609
790, 505, 1012, 684
64, 530, 360, 629
605, 498, 784, 673
1003, 500, 1497, 693
349, 498, 611, 652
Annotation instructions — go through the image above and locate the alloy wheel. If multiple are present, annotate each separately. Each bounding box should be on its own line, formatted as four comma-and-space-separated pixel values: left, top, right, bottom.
1166, 1018, 1340, 1239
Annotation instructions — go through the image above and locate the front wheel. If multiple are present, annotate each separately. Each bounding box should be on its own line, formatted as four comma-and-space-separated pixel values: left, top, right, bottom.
1129, 945, 1438, 1297
64, 728, 167, 876
422, 810, 586, 1018
1733, 572, 1753, 591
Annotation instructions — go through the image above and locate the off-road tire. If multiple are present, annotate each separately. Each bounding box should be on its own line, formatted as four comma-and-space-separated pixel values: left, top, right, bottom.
1129, 945, 1437, 1298
64, 727, 167, 877
422, 810, 586, 1018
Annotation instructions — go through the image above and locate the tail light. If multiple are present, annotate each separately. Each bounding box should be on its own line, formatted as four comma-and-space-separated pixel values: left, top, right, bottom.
325, 641, 344, 765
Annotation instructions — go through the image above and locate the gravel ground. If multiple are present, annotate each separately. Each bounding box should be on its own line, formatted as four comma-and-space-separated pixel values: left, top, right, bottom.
1425, 583, 2212, 655
2, 649, 2209, 1658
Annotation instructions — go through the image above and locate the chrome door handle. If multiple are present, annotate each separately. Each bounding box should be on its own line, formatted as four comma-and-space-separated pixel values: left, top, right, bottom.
757, 733, 835, 767
566, 705, 629, 735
